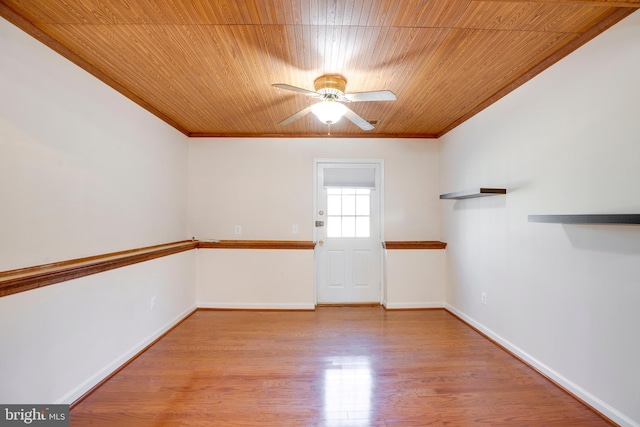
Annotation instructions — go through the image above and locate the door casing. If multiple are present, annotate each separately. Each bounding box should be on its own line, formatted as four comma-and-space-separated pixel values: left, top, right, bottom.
313, 158, 385, 305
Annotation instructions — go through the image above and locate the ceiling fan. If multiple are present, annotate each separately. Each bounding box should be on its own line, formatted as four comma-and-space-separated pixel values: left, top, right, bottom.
272, 75, 396, 131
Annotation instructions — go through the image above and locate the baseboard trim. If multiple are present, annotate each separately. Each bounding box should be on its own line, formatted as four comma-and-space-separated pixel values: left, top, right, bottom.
66, 305, 198, 408
383, 302, 445, 310
444, 304, 634, 427
198, 302, 316, 311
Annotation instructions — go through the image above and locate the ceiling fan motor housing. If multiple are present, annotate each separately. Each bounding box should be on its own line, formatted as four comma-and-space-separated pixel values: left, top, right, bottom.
314, 75, 347, 98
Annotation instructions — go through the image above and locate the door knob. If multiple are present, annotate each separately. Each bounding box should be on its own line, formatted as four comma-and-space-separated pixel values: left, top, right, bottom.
318, 240, 324, 246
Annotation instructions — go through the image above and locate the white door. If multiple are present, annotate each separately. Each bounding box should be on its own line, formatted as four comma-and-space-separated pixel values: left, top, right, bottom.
315, 161, 383, 304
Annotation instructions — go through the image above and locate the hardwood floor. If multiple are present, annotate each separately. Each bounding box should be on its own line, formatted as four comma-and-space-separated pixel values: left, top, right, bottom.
71, 307, 611, 426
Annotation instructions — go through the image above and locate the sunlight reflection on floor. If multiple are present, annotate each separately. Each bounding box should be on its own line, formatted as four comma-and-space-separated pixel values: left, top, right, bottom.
323, 356, 373, 426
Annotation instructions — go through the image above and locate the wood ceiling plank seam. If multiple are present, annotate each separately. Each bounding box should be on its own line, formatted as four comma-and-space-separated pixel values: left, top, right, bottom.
188, 0, 212, 24
233, 0, 257, 24
291, 1, 305, 25
242, 0, 263, 25
395, 27, 482, 132
355, 0, 375, 27
280, 0, 297, 26
382, 0, 406, 27
179, 0, 215, 25
374, 27, 409, 81
155, 28, 204, 107
331, 25, 349, 73
341, 0, 357, 26
280, 26, 302, 105
323, 24, 336, 72
152, 0, 186, 25
255, 25, 281, 95
346, 0, 365, 27
218, 0, 240, 24
202, 26, 248, 107
368, 0, 389, 27
410, 28, 481, 97
353, 25, 385, 89
412, 0, 450, 27
389, 0, 418, 27
329, 26, 345, 74
307, 0, 320, 26
407, 0, 455, 28
166, 27, 221, 125
325, 0, 336, 26
210, 25, 248, 132
299, 24, 315, 77
315, 24, 327, 74
238, 26, 277, 123
341, 25, 364, 79
39, 0, 92, 24
334, 0, 349, 26
249, 0, 274, 25
116, 25, 186, 100
331, 0, 344, 26
199, 29, 240, 96
445, 0, 481, 29
92, 0, 136, 25
137, 0, 172, 24
198, 0, 223, 24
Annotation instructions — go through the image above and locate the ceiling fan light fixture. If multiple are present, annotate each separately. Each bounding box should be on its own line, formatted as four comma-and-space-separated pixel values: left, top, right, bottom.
311, 100, 347, 125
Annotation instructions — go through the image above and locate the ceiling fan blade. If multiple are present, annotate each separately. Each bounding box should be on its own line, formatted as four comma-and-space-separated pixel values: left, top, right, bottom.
343, 107, 374, 131
344, 90, 397, 102
272, 84, 319, 97
278, 106, 312, 126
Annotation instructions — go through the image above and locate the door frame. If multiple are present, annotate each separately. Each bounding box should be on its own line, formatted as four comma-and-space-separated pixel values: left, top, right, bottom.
313, 158, 385, 305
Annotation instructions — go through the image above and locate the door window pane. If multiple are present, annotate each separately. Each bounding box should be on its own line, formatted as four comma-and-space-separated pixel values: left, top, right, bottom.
342, 195, 356, 216
356, 217, 370, 238
326, 188, 371, 238
328, 195, 342, 216
342, 216, 356, 238
327, 217, 342, 238
356, 195, 369, 216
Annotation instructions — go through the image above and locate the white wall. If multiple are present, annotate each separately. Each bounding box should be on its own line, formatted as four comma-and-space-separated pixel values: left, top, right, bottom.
440, 12, 640, 427
189, 138, 444, 307
384, 249, 446, 309
197, 250, 314, 309
0, 17, 195, 404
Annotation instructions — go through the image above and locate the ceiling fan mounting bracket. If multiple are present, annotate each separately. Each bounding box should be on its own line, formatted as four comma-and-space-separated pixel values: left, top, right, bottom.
314, 75, 347, 97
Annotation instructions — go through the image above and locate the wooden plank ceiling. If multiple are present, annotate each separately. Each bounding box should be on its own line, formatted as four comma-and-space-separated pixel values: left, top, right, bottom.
1, 0, 637, 138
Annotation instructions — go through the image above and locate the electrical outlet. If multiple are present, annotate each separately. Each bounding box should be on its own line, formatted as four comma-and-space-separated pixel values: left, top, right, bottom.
292, 224, 299, 234
481, 292, 487, 305
234, 225, 242, 235
151, 296, 157, 310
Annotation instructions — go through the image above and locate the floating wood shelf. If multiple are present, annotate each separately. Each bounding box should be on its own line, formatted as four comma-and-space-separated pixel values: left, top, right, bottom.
528, 214, 640, 224
440, 188, 507, 200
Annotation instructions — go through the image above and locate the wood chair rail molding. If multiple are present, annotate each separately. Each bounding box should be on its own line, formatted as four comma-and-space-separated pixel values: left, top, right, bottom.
0, 240, 197, 298
383, 241, 447, 250
197, 240, 316, 250
0, 239, 447, 298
